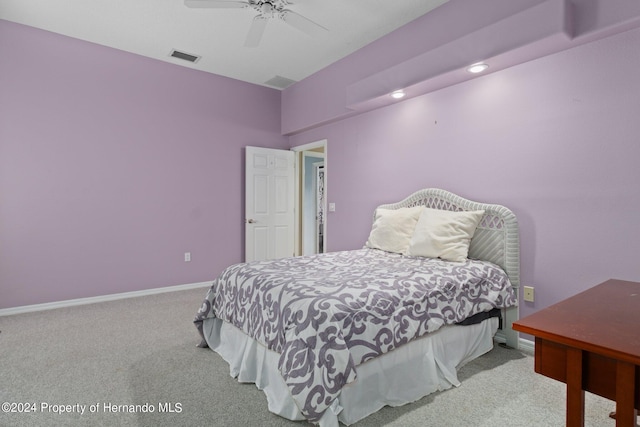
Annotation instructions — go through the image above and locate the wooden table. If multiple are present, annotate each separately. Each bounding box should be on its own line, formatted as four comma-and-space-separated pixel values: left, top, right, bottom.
512, 279, 640, 427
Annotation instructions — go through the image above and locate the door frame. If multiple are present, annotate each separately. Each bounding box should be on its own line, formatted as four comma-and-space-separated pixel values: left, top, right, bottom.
301, 152, 324, 256
291, 139, 327, 256
313, 161, 325, 254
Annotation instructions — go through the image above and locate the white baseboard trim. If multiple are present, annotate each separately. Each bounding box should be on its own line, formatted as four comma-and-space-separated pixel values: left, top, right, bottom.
0, 281, 213, 317
517, 337, 535, 354
494, 330, 535, 354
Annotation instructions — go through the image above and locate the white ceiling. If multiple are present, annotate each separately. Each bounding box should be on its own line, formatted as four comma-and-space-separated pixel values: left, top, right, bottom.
0, 0, 449, 89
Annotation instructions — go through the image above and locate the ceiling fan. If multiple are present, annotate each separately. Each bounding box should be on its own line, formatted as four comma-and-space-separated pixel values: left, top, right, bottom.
184, 0, 328, 47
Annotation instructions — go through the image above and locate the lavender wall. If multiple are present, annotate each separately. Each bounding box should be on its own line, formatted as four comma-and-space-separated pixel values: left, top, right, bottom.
289, 27, 640, 320
0, 20, 287, 309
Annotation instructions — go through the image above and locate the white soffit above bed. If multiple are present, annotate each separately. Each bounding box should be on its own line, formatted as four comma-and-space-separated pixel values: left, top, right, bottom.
345, 0, 640, 111
346, 0, 574, 110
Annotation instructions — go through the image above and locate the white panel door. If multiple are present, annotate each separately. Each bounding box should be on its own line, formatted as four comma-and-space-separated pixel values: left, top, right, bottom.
245, 146, 295, 262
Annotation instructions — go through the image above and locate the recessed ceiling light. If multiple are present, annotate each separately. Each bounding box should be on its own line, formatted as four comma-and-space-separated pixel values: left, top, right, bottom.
467, 63, 489, 74
390, 90, 406, 99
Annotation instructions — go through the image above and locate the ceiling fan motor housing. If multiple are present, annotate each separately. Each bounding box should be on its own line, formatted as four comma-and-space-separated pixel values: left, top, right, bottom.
253, 0, 288, 17
185, 0, 326, 47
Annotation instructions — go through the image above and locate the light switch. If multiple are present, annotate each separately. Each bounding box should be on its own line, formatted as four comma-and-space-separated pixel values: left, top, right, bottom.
329, 203, 336, 212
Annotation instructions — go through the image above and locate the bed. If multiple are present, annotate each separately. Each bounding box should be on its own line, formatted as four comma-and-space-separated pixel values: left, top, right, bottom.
195, 188, 520, 426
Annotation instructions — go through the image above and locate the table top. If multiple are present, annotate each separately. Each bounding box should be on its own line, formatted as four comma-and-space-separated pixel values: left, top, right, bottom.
513, 279, 640, 365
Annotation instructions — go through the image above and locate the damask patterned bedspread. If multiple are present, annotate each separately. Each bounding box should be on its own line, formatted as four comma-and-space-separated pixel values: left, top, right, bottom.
194, 248, 516, 423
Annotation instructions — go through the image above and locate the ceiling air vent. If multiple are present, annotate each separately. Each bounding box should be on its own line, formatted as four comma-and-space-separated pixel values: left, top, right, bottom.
169, 49, 201, 63
264, 75, 297, 90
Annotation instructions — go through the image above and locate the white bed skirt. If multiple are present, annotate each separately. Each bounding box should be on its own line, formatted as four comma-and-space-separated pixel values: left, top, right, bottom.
202, 317, 499, 426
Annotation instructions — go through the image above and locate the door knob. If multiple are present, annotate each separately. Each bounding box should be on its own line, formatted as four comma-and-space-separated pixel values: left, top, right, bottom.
246, 219, 257, 224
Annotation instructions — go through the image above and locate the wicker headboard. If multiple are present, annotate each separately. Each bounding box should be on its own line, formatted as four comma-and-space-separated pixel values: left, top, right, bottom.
375, 188, 521, 348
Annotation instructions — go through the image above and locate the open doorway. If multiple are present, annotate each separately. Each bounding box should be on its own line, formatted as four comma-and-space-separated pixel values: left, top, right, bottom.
292, 140, 327, 256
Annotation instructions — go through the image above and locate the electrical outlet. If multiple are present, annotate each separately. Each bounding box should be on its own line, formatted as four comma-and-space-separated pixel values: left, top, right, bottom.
523, 286, 535, 302
184, 252, 191, 262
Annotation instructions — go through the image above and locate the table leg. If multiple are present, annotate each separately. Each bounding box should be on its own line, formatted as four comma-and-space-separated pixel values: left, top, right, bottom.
615, 361, 637, 427
609, 411, 639, 427
566, 347, 585, 427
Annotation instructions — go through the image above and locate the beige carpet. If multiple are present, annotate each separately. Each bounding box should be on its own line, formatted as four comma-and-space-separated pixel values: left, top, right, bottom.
0, 287, 618, 426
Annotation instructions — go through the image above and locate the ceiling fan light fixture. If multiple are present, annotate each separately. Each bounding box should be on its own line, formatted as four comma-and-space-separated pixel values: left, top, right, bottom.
261, 2, 273, 14
186, 0, 327, 47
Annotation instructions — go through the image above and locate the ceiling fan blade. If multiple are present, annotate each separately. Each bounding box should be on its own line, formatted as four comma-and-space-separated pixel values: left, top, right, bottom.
184, 0, 248, 9
281, 10, 327, 38
244, 16, 268, 47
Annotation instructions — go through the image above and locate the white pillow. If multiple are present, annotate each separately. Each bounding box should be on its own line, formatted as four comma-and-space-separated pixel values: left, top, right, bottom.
365, 206, 424, 254
406, 208, 485, 262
